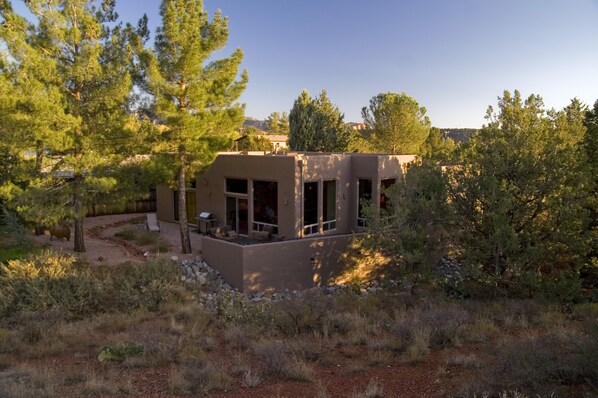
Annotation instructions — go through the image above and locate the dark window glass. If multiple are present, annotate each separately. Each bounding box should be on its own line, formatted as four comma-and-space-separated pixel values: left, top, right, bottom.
226, 178, 248, 194
303, 182, 318, 226
253, 181, 278, 225
323, 180, 336, 222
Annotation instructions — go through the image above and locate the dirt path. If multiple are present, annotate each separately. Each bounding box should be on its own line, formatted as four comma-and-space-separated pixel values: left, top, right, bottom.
30, 214, 203, 265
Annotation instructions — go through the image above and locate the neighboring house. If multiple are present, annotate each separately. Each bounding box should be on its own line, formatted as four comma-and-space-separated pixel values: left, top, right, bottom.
233, 133, 288, 153
156, 151, 415, 292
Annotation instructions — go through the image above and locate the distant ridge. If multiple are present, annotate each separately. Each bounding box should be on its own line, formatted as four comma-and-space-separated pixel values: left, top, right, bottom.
440, 128, 478, 143
243, 117, 268, 132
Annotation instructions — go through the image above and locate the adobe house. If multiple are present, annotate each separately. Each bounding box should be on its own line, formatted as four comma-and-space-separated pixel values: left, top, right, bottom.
156, 152, 415, 293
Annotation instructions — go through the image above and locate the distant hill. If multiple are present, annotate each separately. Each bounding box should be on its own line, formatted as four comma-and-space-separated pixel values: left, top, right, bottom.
440, 128, 478, 143
243, 117, 268, 132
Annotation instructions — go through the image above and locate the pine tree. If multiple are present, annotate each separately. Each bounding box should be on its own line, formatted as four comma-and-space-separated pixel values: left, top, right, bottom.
144, 0, 248, 253
0, 0, 138, 252
266, 111, 289, 135
362, 92, 431, 155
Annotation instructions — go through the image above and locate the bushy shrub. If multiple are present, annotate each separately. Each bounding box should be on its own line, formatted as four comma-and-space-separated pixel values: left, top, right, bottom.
467, 326, 598, 396
252, 339, 313, 381
212, 290, 273, 326
0, 253, 187, 319
272, 290, 332, 336
0, 252, 97, 318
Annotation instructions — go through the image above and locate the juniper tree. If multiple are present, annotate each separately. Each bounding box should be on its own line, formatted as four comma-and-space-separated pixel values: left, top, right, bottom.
144, 0, 248, 253
288, 89, 351, 152
447, 91, 590, 291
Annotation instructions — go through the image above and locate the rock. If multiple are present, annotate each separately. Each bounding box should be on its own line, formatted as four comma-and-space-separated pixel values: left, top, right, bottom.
197, 275, 207, 285
171, 256, 179, 262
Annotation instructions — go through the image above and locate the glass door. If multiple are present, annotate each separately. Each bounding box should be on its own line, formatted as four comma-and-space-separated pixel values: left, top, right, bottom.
226, 196, 249, 235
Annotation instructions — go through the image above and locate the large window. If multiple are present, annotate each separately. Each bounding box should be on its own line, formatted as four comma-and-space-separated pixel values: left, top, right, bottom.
357, 178, 372, 227
303, 182, 319, 235
323, 180, 336, 231
253, 180, 278, 233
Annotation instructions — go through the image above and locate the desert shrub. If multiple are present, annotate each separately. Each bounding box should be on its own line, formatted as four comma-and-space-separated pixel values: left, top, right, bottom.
132, 329, 180, 367
351, 378, 384, 398
242, 370, 263, 388
417, 303, 469, 348
170, 359, 231, 395
326, 312, 366, 336
0, 253, 97, 318
105, 259, 187, 313
468, 327, 598, 396
252, 339, 313, 381
0, 328, 17, 354
223, 324, 256, 349
0, 253, 186, 319
114, 229, 169, 252
114, 228, 136, 241
272, 290, 332, 336
463, 318, 501, 343
134, 231, 160, 246
0, 367, 56, 398
403, 326, 431, 363
213, 290, 273, 327
367, 350, 393, 367
571, 302, 598, 320
98, 341, 144, 363
79, 372, 118, 397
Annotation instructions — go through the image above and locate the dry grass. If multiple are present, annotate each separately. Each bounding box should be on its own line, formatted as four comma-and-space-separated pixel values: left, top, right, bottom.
1, 254, 596, 397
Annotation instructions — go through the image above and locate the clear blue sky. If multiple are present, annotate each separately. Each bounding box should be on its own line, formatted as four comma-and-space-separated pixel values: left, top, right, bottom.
11, 0, 598, 127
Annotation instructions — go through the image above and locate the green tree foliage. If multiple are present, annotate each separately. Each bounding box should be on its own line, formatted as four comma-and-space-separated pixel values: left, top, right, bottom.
236, 126, 273, 152
0, 0, 141, 252
419, 127, 457, 162
288, 89, 351, 152
266, 111, 289, 135
362, 92, 431, 154
143, 0, 248, 253
447, 91, 590, 292
338, 160, 449, 283
583, 100, 598, 275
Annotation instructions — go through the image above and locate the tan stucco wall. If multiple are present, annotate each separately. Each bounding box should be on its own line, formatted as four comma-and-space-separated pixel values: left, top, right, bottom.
155, 152, 416, 236
201, 237, 245, 289
156, 184, 174, 222
197, 154, 298, 238
201, 234, 356, 293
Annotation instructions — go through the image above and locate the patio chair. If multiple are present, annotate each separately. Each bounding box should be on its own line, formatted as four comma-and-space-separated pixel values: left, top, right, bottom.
146, 213, 160, 233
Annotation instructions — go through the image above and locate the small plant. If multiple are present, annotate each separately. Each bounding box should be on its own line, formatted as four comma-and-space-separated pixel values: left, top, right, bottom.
242, 370, 262, 388
252, 339, 313, 381
170, 360, 232, 395
114, 228, 136, 241
98, 341, 144, 363
352, 378, 384, 398
446, 354, 480, 368
403, 326, 430, 363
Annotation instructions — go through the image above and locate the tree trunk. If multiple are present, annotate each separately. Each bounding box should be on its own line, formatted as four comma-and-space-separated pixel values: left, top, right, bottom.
74, 216, 85, 252
73, 177, 86, 252
177, 163, 192, 254
34, 141, 45, 235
